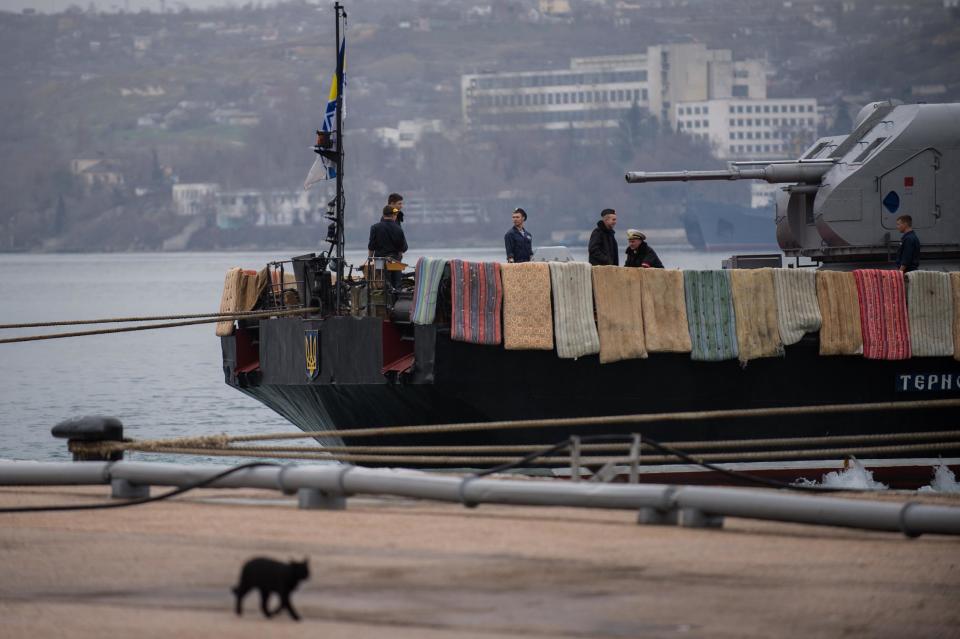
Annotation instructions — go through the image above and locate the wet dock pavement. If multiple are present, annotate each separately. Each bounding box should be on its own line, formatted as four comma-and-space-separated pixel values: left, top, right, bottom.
1, 485, 958, 638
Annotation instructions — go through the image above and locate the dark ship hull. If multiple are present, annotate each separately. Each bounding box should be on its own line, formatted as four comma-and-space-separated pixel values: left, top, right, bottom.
222, 316, 960, 485
682, 202, 778, 251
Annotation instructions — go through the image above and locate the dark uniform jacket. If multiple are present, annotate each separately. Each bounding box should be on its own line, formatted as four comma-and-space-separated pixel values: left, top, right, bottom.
504, 226, 533, 263
368, 218, 408, 259
588, 221, 619, 266
624, 243, 664, 269
896, 230, 920, 272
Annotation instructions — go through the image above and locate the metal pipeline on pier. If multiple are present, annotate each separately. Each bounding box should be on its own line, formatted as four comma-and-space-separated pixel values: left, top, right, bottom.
1, 461, 959, 537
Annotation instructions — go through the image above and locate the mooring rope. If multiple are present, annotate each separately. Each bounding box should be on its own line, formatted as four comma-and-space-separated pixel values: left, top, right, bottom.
64, 399, 960, 468
0, 308, 319, 345
202, 429, 960, 455
98, 440, 960, 465
218, 398, 960, 442
0, 310, 299, 330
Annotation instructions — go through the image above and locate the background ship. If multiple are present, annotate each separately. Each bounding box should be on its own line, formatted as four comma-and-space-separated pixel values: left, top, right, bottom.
681, 201, 778, 251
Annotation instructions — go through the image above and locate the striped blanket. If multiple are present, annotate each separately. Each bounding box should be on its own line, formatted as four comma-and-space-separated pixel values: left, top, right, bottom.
731, 268, 783, 363
639, 269, 692, 353
773, 268, 821, 346
816, 271, 863, 356
952, 273, 960, 361
500, 262, 554, 350
905, 271, 954, 357
549, 262, 600, 359
592, 266, 647, 363
410, 257, 447, 325
853, 269, 911, 360
683, 270, 739, 362
450, 260, 502, 345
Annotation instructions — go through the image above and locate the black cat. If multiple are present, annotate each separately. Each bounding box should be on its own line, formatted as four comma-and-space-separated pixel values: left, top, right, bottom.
232, 557, 310, 621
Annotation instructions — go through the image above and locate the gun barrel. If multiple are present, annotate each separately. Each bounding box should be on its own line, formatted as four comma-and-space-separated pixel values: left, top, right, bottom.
625, 162, 831, 185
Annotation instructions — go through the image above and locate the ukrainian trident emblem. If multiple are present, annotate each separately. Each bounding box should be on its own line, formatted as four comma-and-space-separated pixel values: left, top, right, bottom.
304, 329, 319, 380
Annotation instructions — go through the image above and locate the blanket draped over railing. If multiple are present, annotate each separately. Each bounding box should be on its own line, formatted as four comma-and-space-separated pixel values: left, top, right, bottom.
410, 257, 447, 325
500, 262, 554, 350
905, 271, 954, 358
853, 269, 911, 360
773, 268, 821, 346
227, 258, 958, 364
684, 270, 739, 362
952, 273, 960, 362
816, 271, 863, 356
549, 262, 600, 359
591, 266, 647, 363
639, 269, 692, 354
731, 268, 784, 364
450, 260, 502, 345
216, 268, 259, 336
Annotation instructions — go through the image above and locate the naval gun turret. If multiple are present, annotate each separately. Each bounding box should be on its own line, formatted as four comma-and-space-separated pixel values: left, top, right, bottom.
626, 101, 960, 269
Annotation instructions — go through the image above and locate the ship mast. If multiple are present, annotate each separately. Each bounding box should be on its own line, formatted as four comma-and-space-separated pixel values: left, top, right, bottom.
333, 1, 346, 313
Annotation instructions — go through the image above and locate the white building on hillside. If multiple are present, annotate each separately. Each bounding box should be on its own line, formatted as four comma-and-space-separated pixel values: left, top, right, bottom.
172, 183, 219, 216
173, 183, 322, 226
461, 43, 769, 132
215, 189, 322, 228
374, 119, 447, 150
674, 97, 819, 160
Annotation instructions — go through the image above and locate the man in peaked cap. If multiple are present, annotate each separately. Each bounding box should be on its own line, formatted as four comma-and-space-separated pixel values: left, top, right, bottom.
624, 228, 664, 269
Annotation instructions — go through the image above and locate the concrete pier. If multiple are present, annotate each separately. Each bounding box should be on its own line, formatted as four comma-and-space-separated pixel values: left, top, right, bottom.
1, 485, 958, 638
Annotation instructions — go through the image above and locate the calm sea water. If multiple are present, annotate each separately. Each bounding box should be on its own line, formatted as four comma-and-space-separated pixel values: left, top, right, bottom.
0, 246, 729, 462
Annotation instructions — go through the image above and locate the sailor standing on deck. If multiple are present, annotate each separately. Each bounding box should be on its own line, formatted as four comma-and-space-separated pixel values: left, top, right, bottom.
588, 208, 618, 266
896, 214, 921, 273
388, 192, 405, 226
504, 208, 533, 263
368, 205, 408, 291
624, 229, 664, 269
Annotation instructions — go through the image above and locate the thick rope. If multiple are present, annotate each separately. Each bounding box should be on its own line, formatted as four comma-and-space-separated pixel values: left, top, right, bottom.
202, 429, 960, 455
212, 398, 960, 442
85, 440, 960, 465
0, 309, 301, 330
0, 308, 319, 345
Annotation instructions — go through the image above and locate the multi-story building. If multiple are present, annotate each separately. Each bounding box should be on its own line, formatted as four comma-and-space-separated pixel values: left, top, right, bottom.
172, 183, 218, 216
674, 97, 819, 160
401, 195, 491, 226
373, 119, 447, 150
172, 183, 322, 227
461, 43, 767, 132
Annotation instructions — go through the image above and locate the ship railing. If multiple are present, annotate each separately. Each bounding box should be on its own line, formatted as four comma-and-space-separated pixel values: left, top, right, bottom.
254, 257, 409, 319
261, 260, 306, 312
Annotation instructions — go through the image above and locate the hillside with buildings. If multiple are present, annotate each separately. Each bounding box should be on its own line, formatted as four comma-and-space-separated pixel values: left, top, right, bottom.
1, 0, 958, 251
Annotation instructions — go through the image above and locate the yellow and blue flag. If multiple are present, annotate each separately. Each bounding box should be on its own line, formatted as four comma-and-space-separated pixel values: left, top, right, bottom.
305, 38, 346, 190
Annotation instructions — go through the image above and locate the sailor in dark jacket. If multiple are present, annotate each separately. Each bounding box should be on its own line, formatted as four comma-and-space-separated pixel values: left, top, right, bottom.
624, 229, 664, 268
368, 205, 408, 290
588, 208, 618, 266
895, 214, 920, 273
504, 208, 533, 263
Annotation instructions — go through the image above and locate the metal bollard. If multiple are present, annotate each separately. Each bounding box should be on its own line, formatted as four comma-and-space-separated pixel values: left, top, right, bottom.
51, 415, 125, 462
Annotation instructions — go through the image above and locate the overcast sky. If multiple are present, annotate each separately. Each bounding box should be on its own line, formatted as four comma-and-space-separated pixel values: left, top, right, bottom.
0, 0, 289, 13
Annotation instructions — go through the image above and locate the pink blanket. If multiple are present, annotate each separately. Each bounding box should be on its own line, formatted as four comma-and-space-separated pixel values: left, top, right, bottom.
853, 269, 911, 360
